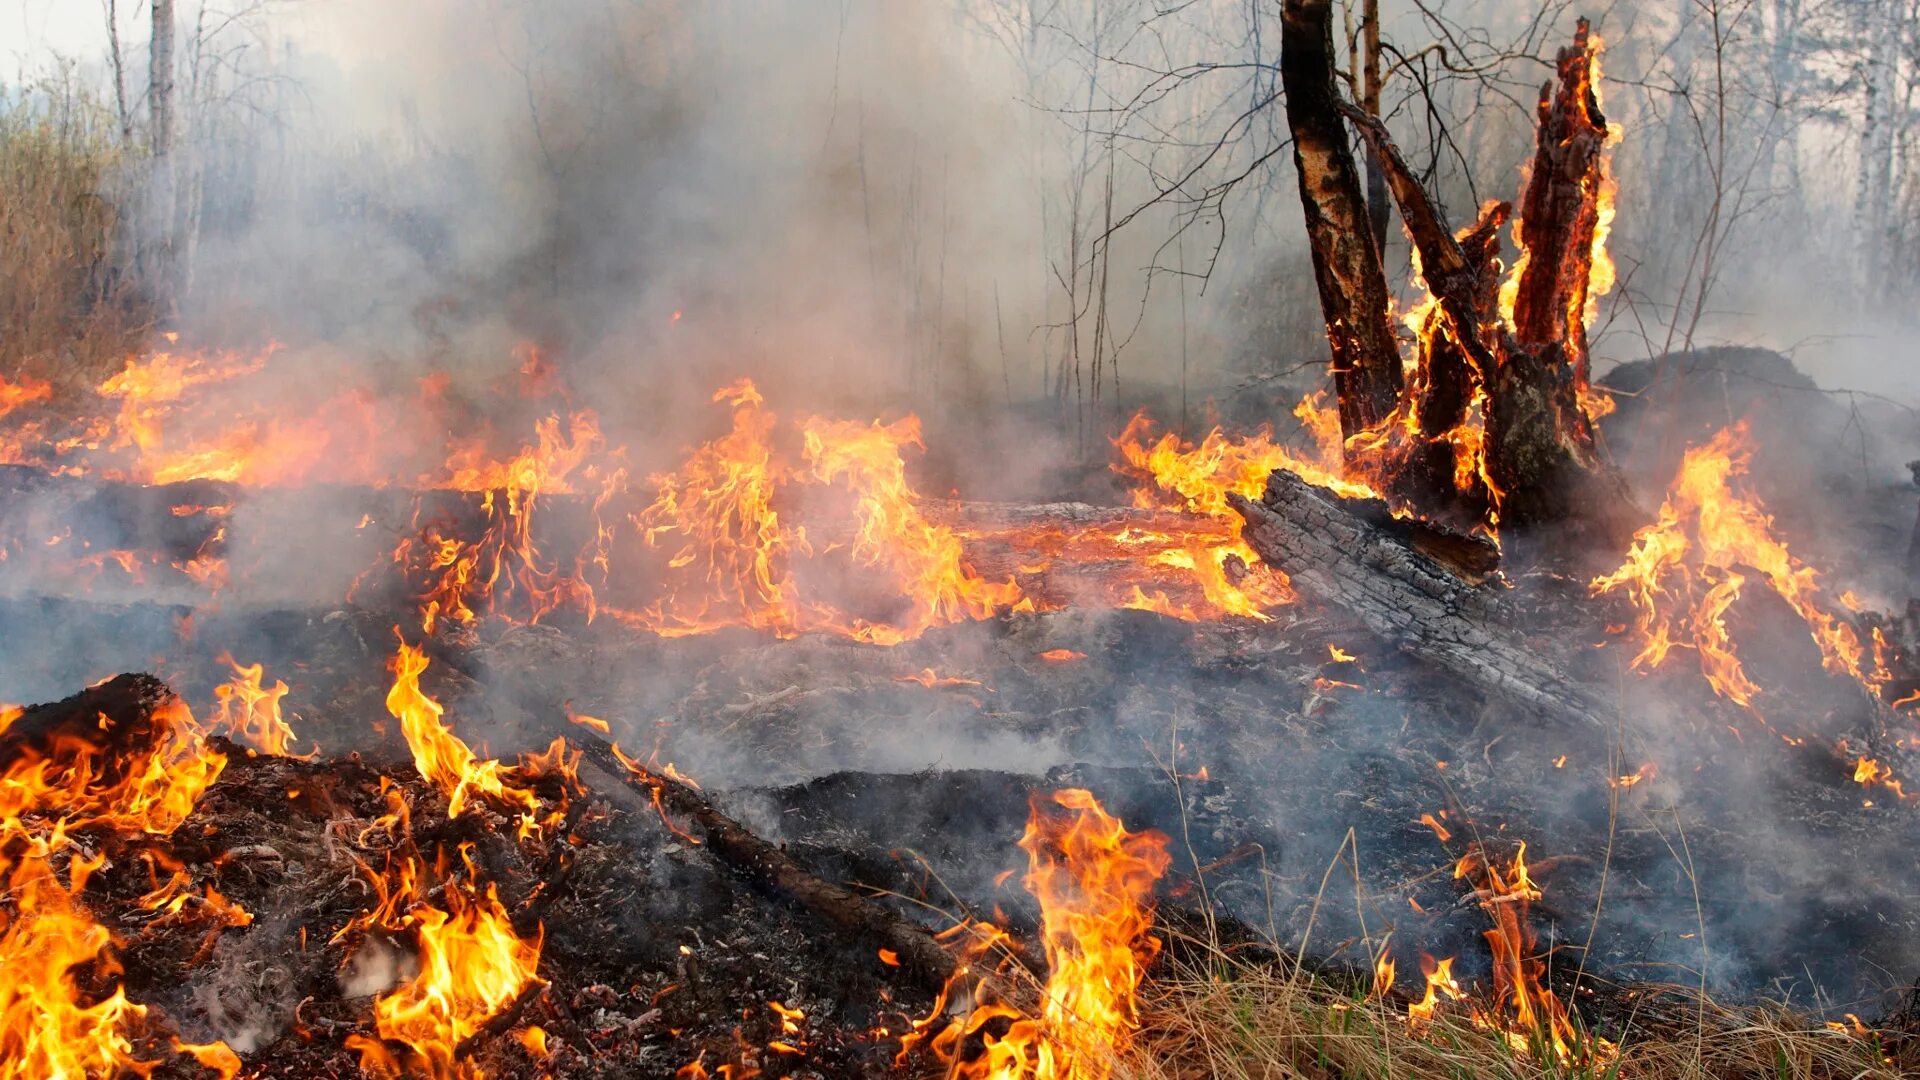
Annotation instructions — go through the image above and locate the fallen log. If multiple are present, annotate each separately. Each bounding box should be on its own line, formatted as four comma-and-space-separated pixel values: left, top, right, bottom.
565, 729, 984, 994
1228, 470, 1614, 731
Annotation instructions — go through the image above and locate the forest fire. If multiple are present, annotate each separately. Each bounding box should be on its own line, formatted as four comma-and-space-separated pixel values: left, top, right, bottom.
3, 1, 1919, 1078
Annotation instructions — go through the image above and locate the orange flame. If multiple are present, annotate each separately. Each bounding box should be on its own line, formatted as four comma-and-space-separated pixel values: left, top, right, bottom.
0, 680, 235, 1075
386, 638, 537, 820
212, 656, 315, 759
348, 862, 542, 1080
0, 853, 153, 1076
634, 379, 812, 638
800, 414, 1026, 644
1592, 422, 1886, 709
916, 790, 1170, 1079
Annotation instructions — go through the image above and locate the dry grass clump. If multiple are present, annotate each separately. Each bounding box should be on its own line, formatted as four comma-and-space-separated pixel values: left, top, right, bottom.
0, 75, 150, 388
1121, 943, 1913, 1080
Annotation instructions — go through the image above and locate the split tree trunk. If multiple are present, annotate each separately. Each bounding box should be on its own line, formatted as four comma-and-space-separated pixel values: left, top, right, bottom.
1488, 18, 1627, 530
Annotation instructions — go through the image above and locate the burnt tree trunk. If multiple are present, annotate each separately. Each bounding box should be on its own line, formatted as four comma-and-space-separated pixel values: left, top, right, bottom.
1337, 103, 1506, 523
1280, 0, 1401, 440
1484, 19, 1631, 533
1360, 0, 1391, 255
1402, 202, 1506, 525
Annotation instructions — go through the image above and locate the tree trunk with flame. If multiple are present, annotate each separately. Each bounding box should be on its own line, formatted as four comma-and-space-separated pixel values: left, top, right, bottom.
1279, 3, 1635, 539
1279, 0, 1401, 439
1486, 19, 1628, 530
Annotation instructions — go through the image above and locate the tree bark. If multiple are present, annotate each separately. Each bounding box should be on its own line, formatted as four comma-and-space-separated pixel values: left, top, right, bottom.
1487, 19, 1630, 533
149, 0, 174, 157
149, 0, 177, 306
1228, 471, 1612, 732
1280, 0, 1401, 439
1360, 0, 1391, 255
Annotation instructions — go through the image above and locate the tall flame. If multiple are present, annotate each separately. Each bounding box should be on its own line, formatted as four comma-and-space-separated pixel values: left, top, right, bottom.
800, 414, 1026, 645
1591, 422, 1886, 708
347, 856, 542, 1080
386, 639, 537, 819
0, 681, 234, 1075
635, 379, 812, 637
211, 656, 314, 758
915, 789, 1170, 1079
0, 853, 153, 1077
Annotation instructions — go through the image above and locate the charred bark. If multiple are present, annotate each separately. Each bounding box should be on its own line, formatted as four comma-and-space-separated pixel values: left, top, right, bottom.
1337, 103, 1508, 521
1485, 19, 1633, 535
1281, 0, 1401, 439
1228, 471, 1612, 731
568, 731, 984, 994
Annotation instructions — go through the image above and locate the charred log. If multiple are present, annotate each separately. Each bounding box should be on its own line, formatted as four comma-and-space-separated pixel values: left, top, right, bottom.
1280, 0, 1402, 439
567, 730, 980, 995
1228, 471, 1612, 731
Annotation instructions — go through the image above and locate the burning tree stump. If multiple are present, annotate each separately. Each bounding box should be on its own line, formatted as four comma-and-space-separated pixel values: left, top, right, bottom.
1484, 19, 1633, 533
1278, 4, 1638, 540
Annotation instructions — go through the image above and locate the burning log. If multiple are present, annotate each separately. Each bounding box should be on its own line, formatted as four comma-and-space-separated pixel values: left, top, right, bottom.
1228, 470, 1613, 731
565, 730, 980, 994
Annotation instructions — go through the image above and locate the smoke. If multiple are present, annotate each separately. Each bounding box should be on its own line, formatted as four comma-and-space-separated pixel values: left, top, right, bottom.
180, 3, 1044, 427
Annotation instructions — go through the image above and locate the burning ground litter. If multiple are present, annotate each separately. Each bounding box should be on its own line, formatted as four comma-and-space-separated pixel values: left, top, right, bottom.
2, 313, 1920, 1078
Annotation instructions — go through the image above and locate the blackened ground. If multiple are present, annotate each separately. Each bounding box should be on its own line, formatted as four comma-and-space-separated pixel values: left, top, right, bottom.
22, 572, 1920, 1079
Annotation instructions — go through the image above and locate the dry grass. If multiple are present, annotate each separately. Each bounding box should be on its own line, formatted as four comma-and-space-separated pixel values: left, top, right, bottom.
1118, 943, 1912, 1080
0, 74, 150, 388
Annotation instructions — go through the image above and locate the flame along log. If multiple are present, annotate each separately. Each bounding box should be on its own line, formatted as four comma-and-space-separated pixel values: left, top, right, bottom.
0, 460, 1285, 626
1229, 469, 1614, 732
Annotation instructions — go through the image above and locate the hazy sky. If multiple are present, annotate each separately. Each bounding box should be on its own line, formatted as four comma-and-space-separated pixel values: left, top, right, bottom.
0, 1, 359, 84
4, 0, 106, 69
